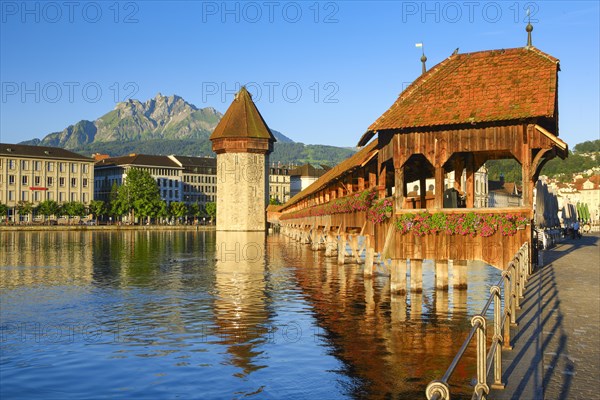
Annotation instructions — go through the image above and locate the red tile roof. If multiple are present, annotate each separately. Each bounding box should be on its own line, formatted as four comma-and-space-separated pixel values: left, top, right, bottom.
358, 47, 559, 146
280, 139, 378, 211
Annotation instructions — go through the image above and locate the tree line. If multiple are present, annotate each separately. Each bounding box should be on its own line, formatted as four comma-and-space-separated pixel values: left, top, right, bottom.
0, 169, 217, 225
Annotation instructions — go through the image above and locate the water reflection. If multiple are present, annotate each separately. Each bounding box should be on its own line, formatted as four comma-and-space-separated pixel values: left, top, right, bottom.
213, 231, 269, 377
0, 231, 501, 399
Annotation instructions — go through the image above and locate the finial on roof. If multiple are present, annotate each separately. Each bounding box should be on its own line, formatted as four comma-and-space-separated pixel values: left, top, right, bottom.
416, 43, 427, 74
526, 8, 533, 47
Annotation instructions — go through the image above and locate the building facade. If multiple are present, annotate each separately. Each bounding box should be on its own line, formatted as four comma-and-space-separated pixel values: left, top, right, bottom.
289, 164, 329, 199
169, 155, 217, 205
0, 143, 94, 222
269, 163, 293, 204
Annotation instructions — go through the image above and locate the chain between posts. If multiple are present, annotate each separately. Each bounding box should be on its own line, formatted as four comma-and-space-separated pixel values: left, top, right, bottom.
425, 242, 530, 400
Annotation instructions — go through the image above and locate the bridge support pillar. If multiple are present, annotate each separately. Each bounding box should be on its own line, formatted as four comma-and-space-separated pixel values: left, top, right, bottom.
410, 259, 423, 293
364, 235, 374, 277
435, 260, 449, 290
350, 234, 362, 264
302, 228, 311, 244
324, 232, 336, 256
453, 260, 468, 290
337, 233, 346, 265
390, 258, 407, 294
311, 229, 321, 251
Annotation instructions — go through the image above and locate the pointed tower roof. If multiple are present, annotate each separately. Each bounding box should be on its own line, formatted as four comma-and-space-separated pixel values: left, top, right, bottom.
210, 87, 276, 142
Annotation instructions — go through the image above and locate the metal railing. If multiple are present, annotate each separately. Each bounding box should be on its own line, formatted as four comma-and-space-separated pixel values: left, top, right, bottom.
425, 242, 530, 400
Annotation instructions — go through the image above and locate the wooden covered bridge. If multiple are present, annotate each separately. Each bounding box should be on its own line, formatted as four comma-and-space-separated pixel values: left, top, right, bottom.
271, 45, 567, 294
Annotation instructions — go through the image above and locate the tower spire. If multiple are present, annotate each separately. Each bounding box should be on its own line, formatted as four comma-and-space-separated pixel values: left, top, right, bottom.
416, 43, 427, 74
526, 8, 533, 48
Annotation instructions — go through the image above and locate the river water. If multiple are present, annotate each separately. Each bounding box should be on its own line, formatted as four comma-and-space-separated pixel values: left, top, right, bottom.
0, 230, 502, 399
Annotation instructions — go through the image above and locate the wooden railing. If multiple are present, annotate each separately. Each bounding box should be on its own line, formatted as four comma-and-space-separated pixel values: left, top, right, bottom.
425, 242, 530, 400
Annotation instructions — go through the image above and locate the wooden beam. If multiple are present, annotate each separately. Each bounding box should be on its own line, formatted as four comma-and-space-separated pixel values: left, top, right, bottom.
394, 167, 404, 211
466, 154, 475, 208
434, 165, 444, 209
419, 176, 427, 208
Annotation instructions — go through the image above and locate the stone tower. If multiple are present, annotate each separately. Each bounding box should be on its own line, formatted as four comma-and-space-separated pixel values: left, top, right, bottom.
210, 87, 276, 231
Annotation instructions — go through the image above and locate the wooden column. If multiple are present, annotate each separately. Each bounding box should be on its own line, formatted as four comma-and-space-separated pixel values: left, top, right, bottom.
337, 233, 346, 265
390, 259, 408, 294
378, 166, 387, 199
410, 259, 423, 292
434, 165, 444, 209
358, 176, 365, 191
435, 260, 449, 290
454, 157, 465, 193
453, 260, 468, 290
394, 167, 404, 211
369, 172, 377, 190
419, 177, 426, 209
466, 155, 475, 208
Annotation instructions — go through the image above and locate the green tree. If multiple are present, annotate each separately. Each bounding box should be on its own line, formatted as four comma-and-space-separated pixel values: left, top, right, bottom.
116, 169, 162, 224
88, 200, 106, 223
0, 202, 8, 223
36, 200, 60, 224
157, 201, 169, 223
62, 201, 86, 223
205, 202, 216, 223
16, 201, 34, 222
169, 201, 188, 224
269, 197, 281, 205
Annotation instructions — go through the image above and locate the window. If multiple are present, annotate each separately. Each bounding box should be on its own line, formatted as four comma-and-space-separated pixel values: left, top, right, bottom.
8, 175, 15, 185
21, 160, 29, 170
59, 192, 65, 202
59, 163, 66, 172
9, 160, 16, 170
71, 163, 77, 173
22, 176, 28, 185
21, 191, 28, 201
59, 177, 65, 187
71, 193, 76, 202
47, 177, 54, 186
8, 191, 15, 201
34, 161, 42, 171
82, 193, 88, 203
82, 178, 88, 188
71, 178, 77, 187
34, 176, 41, 186
33, 191, 40, 201
82, 164, 89, 173
47, 192, 54, 201
47, 162, 54, 172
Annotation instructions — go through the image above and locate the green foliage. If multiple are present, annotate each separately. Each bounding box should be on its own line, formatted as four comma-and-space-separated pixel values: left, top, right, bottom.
573, 139, 600, 153
36, 200, 60, 218
16, 201, 34, 216
269, 197, 281, 205
205, 202, 216, 220
114, 169, 162, 222
189, 203, 206, 217
0, 202, 8, 220
73, 140, 354, 167
88, 200, 106, 219
486, 159, 522, 183
540, 154, 598, 180
62, 201, 86, 217
169, 202, 188, 220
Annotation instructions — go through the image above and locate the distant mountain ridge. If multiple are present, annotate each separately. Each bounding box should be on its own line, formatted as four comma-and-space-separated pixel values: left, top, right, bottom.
20, 93, 294, 149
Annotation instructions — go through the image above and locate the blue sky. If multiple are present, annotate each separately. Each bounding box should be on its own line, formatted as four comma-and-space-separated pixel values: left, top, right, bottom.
1, 1, 598, 148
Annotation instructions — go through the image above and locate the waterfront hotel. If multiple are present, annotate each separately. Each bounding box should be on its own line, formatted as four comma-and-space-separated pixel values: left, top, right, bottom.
0, 143, 95, 222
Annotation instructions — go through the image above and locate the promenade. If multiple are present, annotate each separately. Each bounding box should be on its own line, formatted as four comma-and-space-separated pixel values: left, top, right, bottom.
491, 233, 600, 400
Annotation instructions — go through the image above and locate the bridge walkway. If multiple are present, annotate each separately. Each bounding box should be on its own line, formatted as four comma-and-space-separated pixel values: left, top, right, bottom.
490, 233, 600, 400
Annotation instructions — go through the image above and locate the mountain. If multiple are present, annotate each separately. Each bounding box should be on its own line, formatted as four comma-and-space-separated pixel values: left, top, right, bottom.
19, 93, 351, 165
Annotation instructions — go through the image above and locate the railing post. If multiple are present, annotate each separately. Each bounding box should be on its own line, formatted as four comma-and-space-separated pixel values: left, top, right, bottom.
514, 255, 521, 310
491, 286, 505, 389
510, 261, 518, 326
502, 269, 512, 349
472, 315, 489, 399
425, 381, 450, 400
